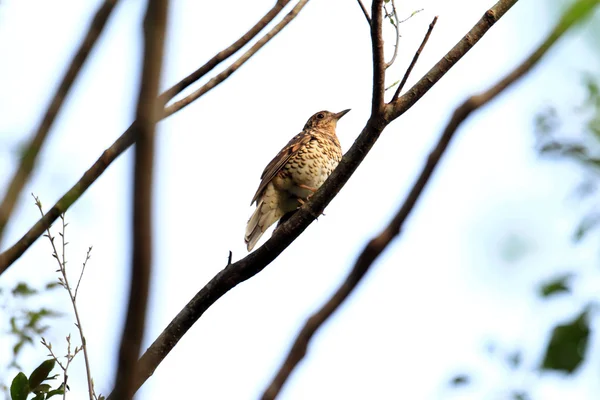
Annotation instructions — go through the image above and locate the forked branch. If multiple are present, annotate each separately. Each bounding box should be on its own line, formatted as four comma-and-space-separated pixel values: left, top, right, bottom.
262, 0, 599, 396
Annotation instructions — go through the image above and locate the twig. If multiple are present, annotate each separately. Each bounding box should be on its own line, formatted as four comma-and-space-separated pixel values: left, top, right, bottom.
227, 251, 233, 266
356, 0, 371, 25
391, 15, 438, 102
0, 1, 309, 276
111, 0, 167, 399
262, 0, 598, 395
386, 0, 518, 120
162, 0, 310, 118
34, 197, 94, 399
74, 246, 93, 300
370, 0, 386, 114
0, 0, 118, 246
115, 1, 521, 396
383, 0, 400, 69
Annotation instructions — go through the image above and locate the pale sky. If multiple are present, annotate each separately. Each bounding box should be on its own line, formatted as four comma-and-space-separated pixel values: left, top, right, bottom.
1, 0, 599, 399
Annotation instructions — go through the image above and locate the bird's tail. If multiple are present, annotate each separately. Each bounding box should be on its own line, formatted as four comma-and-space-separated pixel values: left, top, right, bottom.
245, 198, 284, 252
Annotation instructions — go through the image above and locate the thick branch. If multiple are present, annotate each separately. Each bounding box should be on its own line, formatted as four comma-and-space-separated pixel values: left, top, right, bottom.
370, 0, 385, 114
262, 0, 598, 395
0, 0, 306, 275
0, 0, 118, 245
117, 0, 522, 396
111, 0, 167, 399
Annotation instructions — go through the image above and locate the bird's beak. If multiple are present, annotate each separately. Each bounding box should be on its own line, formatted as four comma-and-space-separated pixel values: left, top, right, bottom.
334, 109, 351, 120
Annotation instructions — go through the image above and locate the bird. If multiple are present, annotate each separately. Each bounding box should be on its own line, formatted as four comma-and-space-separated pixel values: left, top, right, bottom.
244, 109, 350, 251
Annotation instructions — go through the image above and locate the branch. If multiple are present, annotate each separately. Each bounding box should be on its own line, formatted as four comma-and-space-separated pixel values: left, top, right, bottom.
159, 0, 291, 105
111, 0, 168, 399
370, 0, 386, 114
391, 15, 438, 102
0, 0, 118, 245
0, 0, 306, 275
356, 0, 371, 25
262, 0, 599, 395
114, 0, 521, 396
162, 0, 310, 118
383, 0, 400, 69
385, 0, 518, 121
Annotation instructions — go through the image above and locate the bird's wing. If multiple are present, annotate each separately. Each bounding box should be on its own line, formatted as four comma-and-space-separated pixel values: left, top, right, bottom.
250, 131, 313, 205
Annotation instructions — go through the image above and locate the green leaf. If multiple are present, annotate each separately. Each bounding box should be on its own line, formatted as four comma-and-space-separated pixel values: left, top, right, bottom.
449, 374, 470, 387
32, 394, 44, 400
12, 282, 37, 297
539, 274, 572, 298
10, 372, 29, 400
32, 383, 51, 394
541, 307, 590, 373
28, 359, 55, 389
46, 384, 65, 399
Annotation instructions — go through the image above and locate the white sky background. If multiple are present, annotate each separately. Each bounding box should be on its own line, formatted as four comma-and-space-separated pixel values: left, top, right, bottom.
1, 0, 599, 399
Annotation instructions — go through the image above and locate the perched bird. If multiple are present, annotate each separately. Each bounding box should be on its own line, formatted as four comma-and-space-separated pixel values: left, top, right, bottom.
245, 109, 350, 251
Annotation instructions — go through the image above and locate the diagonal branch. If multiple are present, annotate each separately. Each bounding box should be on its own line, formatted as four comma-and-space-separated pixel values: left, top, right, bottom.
162, 0, 310, 118
110, 0, 168, 399
356, 0, 371, 25
159, 0, 291, 105
385, 0, 518, 121
0, 0, 118, 246
0, 0, 309, 275
112, 0, 520, 396
261, 0, 600, 395
391, 15, 438, 102
370, 0, 386, 114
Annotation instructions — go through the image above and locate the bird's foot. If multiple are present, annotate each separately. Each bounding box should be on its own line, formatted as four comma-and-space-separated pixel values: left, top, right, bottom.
298, 184, 318, 193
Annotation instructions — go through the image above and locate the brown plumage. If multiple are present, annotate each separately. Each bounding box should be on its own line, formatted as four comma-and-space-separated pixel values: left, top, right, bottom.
245, 109, 350, 251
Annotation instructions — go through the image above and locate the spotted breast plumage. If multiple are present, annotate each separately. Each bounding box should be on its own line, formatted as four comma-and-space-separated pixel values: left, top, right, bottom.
245, 109, 350, 251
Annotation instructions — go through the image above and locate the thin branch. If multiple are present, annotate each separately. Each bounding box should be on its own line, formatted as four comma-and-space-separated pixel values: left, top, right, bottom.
159, 0, 291, 105
74, 246, 93, 300
113, 1, 521, 395
34, 198, 94, 399
0, 1, 306, 275
0, 0, 118, 245
371, 0, 386, 114
391, 15, 438, 102
262, 0, 598, 395
111, 0, 168, 399
386, 0, 518, 121
356, 0, 371, 25
162, 0, 310, 118
383, 0, 400, 69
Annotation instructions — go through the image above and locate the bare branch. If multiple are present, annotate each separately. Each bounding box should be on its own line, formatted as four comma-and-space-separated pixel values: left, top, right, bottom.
162, 0, 310, 118
356, 0, 371, 25
34, 198, 94, 399
111, 0, 168, 399
0, 1, 307, 275
262, 0, 599, 394
0, 0, 118, 245
386, 0, 518, 121
116, 1, 521, 395
159, 0, 291, 105
391, 15, 438, 102
383, 0, 400, 69
371, 0, 386, 114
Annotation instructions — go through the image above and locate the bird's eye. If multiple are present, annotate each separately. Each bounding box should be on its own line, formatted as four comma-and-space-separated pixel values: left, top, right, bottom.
317, 113, 325, 119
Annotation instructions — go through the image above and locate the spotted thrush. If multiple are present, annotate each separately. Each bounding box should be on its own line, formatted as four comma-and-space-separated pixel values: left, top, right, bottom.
245, 109, 350, 251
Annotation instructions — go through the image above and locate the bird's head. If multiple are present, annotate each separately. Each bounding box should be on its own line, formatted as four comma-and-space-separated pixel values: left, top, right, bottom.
303, 109, 350, 132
